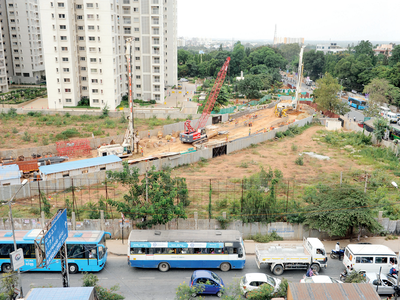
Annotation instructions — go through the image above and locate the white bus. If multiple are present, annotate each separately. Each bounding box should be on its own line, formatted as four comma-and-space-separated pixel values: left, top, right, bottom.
343, 244, 397, 274
128, 230, 246, 272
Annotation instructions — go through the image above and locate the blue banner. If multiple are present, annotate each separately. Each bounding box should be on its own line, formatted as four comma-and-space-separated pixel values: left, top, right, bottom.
44, 209, 68, 267
130, 242, 151, 248
207, 243, 224, 248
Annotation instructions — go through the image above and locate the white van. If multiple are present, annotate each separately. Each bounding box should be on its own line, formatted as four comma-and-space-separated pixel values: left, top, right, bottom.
386, 112, 398, 123
343, 244, 397, 274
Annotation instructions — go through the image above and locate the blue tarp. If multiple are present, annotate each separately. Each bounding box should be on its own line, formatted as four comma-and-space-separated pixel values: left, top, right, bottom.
39, 155, 121, 175
0, 164, 20, 181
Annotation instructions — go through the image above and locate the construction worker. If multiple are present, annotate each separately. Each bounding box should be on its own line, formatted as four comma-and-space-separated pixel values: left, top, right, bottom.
147, 131, 150, 138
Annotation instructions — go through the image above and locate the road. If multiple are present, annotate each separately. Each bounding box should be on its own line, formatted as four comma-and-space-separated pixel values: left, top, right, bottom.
20, 255, 346, 299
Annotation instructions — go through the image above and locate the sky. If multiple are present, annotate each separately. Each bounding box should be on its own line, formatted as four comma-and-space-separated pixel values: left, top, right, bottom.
177, 0, 400, 42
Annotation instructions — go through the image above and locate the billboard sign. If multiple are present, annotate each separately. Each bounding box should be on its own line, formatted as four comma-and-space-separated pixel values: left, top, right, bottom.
44, 209, 68, 268
10, 248, 24, 271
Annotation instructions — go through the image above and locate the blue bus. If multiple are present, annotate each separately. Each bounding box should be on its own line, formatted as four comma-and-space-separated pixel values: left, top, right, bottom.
348, 96, 367, 110
128, 230, 246, 272
0, 230, 111, 273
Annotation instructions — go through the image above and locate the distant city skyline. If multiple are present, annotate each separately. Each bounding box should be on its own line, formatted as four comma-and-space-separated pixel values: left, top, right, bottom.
177, 0, 399, 42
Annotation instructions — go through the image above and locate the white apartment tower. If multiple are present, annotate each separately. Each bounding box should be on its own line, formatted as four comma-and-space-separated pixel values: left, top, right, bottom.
0, 0, 45, 85
41, 0, 177, 110
0, 25, 8, 92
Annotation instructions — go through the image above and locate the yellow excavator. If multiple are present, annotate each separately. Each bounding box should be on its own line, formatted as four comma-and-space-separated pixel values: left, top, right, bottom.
274, 104, 288, 118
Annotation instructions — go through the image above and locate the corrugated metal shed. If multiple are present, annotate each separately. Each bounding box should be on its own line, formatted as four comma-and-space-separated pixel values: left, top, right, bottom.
39, 155, 121, 175
288, 283, 380, 300
0, 164, 20, 181
26, 287, 95, 300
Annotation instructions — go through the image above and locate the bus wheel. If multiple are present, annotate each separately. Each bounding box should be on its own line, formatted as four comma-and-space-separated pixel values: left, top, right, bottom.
220, 262, 231, 272
310, 263, 320, 273
272, 264, 284, 276
2, 263, 11, 273
158, 262, 170, 272
68, 263, 78, 274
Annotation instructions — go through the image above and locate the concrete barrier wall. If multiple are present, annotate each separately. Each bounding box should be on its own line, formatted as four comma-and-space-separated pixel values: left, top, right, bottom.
2, 215, 395, 240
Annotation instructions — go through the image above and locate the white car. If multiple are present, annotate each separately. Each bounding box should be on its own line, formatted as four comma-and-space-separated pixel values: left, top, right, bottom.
300, 275, 343, 283
240, 273, 281, 298
365, 273, 396, 295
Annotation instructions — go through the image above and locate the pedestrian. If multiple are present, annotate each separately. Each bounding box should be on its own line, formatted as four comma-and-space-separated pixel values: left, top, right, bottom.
354, 116, 356, 122
249, 128, 251, 136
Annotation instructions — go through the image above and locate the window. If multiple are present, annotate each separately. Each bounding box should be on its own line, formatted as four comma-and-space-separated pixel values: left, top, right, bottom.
134, 27, 139, 32
137, 94, 141, 97
82, 86, 88, 90
136, 75, 141, 79
62, 57, 68, 62
90, 58, 96, 62
135, 57, 140, 60
87, 3, 94, 8
65, 88, 71, 92
135, 47, 140, 51
135, 66, 140, 70
89, 37, 95, 41
65, 99, 72, 103
88, 25, 94, 30
60, 25, 66, 30
100, 167, 106, 171
61, 47, 68, 51
355, 257, 373, 263
375, 257, 388, 264
91, 68, 97, 73
77, 15, 83, 20
58, 2, 65, 7
87, 14, 94, 19
81, 77, 87, 81
79, 36, 84, 40
92, 89, 98, 93
58, 14, 66, 19
60, 36, 67, 41
93, 99, 99, 103
79, 47, 85, 51
76, 4, 82, 9
134, 37, 139, 41
63, 68, 69, 72
133, 8, 138, 12
64, 78, 70, 83
80, 57, 86, 61
91, 79, 98, 83
81, 67, 86, 71
136, 84, 141, 88
78, 26, 83, 30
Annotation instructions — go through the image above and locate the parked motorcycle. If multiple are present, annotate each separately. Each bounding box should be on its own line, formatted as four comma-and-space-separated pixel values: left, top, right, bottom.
330, 249, 344, 259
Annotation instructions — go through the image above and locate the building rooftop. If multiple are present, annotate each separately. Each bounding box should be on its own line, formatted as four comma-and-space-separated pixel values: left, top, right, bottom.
288, 283, 380, 300
0, 164, 20, 181
26, 287, 95, 300
39, 155, 121, 175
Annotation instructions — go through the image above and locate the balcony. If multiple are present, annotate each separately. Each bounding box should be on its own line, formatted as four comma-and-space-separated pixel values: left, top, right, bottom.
154, 88, 160, 92
124, 29, 131, 34
154, 78, 160, 83
153, 59, 160, 64
123, 18, 131, 24
153, 29, 159, 35
153, 49, 160, 54
153, 39, 159, 45
152, 0, 159, 3
152, 19, 159, 25
123, 0, 130, 3
153, 68, 160, 73
123, 8, 130, 14
151, 9, 159, 14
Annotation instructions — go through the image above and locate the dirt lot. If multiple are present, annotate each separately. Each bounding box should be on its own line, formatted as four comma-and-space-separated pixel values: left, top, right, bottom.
133, 105, 312, 159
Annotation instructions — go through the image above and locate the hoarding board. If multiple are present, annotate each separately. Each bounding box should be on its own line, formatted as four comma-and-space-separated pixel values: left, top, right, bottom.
44, 209, 68, 267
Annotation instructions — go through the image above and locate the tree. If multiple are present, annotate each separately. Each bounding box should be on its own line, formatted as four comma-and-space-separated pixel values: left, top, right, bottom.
279, 43, 300, 64
0, 272, 18, 300
344, 271, 367, 283
354, 40, 375, 59
247, 283, 274, 300
389, 45, 400, 67
303, 184, 381, 237
106, 162, 187, 228
237, 75, 263, 99
363, 78, 392, 117
230, 41, 246, 76
82, 273, 124, 300
373, 117, 389, 143
216, 85, 230, 107
303, 50, 325, 80
313, 73, 348, 114
175, 282, 204, 300
178, 49, 191, 65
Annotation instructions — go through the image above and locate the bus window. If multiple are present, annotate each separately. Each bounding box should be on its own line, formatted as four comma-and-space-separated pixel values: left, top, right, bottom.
0, 245, 13, 258
131, 248, 145, 254
375, 257, 388, 264
98, 246, 105, 259
18, 244, 34, 259
153, 248, 162, 254
356, 257, 360, 263
67, 244, 85, 259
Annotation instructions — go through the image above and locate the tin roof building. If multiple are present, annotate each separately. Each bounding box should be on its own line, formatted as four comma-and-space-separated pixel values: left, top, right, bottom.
39, 155, 122, 180
0, 164, 20, 186
25, 287, 97, 300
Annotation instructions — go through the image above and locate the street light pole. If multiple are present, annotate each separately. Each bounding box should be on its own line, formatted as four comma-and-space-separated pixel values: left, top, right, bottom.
7, 179, 28, 298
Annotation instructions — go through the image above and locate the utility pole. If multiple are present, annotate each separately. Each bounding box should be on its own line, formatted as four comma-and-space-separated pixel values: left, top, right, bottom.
340, 172, 343, 186
286, 180, 289, 213
37, 180, 42, 213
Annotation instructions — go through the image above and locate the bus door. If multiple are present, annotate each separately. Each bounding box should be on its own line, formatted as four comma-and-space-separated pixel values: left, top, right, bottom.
86, 245, 98, 269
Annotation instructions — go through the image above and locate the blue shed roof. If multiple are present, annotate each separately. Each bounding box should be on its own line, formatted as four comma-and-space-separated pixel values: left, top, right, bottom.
39, 155, 121, 175
27, 287, 94, 300
0, 164, 20, 181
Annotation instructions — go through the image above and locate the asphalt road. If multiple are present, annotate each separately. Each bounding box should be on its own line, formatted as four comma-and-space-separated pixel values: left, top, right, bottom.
19, 255, 346, 299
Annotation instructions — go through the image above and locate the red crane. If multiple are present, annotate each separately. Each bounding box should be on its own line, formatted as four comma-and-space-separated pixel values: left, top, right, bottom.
180, 57, 231, 144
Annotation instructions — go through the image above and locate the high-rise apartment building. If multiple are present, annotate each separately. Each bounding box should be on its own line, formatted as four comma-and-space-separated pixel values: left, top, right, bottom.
0, 0, 45, 85
41, 0, 177, 110
0, 26, 8, 92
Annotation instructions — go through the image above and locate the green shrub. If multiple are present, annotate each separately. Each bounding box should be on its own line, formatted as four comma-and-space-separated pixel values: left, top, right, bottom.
247, 231, 283, 243
275, 132, 284, 138
55, 128, 80, 140
216, 198, 228, 209
291, 144, 298, 151
295, 156, 304, 165
12, 128, 18, 134
22, 131, 30, 142
65, 112, 71, 118
42, 136, 49, 146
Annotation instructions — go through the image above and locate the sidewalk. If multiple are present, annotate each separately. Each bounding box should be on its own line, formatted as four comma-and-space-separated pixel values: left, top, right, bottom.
106, 236, 400, 256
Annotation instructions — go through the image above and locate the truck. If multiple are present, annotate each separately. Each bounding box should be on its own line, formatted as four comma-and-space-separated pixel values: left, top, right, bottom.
255, 237, 328, 276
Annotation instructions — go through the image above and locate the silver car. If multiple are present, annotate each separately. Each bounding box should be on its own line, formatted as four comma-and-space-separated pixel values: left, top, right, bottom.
366, 273, 397, 295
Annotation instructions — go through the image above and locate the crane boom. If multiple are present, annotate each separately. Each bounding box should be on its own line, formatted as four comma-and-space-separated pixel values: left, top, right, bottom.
293, 45, 305, 110
181, 57, 230, 143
